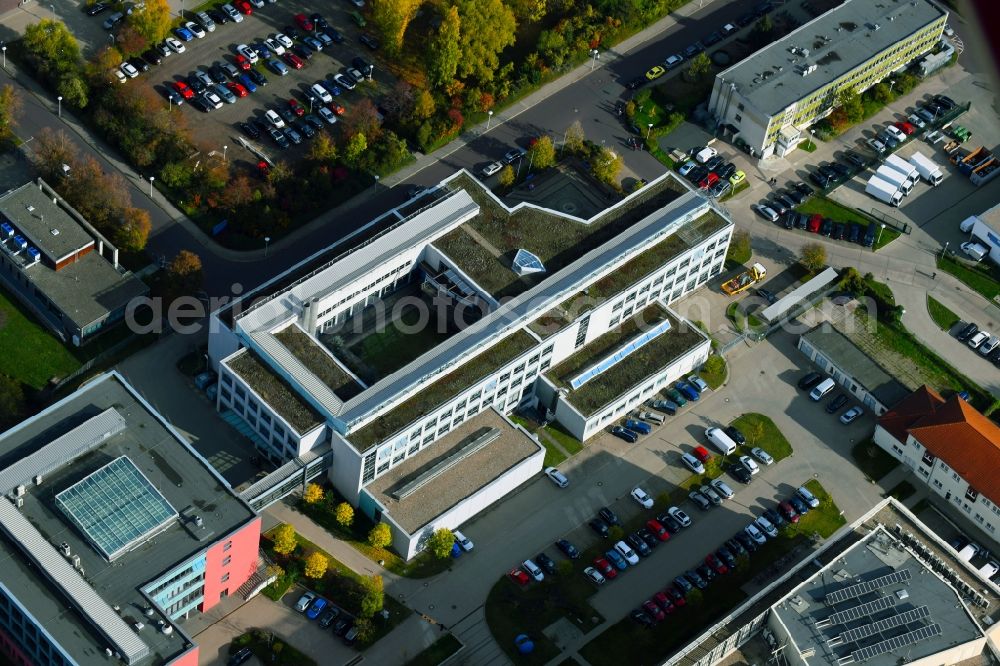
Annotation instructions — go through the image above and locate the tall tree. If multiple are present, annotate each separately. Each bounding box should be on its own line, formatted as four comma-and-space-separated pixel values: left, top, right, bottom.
591, 147, 623, 187
272, 524, 297, 556
455, 0, 517, 82
368, 523, 392, 549
22, 20, 83, 82
527, 135, 556, 170
165, 250, 203, 298
0, 85, 23, 148
799, 243, 827, 273
115, 207, 152, 252
837, 88, 863, 123
687, 52, 712, 81
508, 0, 547, 22
304, 552, 328, 579
370, 0, 421, 56
427, 6, 461, 87
426, 528, 455, 559
358, 575, 384, 618
563, 120, 585, 154
126, 0, 173, 45
344, 132, 368, 166
34, 127, 79, 181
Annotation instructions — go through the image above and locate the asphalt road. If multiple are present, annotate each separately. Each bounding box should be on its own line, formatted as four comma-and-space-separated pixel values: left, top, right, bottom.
4, 0, 759, 297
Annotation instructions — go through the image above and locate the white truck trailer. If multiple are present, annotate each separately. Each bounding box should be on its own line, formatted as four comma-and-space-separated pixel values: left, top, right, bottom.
875, 165, 914, 196
865, 176, 903, 206
885, 153, 919, 181
908, 151, 944, 185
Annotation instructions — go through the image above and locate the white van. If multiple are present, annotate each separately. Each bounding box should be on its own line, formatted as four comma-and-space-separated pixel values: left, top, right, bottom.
958, 543, 980, 562
810, 378, 836, 401
978, 560, 999, 579
522, 559, 544, 581
705, 427, 738, 455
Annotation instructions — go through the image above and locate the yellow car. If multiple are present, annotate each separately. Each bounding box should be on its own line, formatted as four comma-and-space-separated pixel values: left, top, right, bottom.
645, 65, 665, 81
729, 170, 746, 186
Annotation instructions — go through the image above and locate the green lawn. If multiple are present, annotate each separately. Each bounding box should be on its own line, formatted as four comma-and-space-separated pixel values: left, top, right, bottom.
937, 254, 1000, 302
580, 481, 843, 666
355, 305, 451, 379
926, 296, 959, 331
544, 423, 583, 456
850, 441, 899, 482
699, 356, 727, 390
0, 288, 80, 389
732, 413, 793, 462
796, 197, 900, 249
230, 629, 316, 666
404, 634, 462, 666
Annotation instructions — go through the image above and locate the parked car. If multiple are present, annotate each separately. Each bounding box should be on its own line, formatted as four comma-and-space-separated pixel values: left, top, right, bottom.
699, 485, 722, 506
728, 463, 752, 484
751, 447, 774, 465
956, 322, 979, 341
744, 523, 767, 544
710, 478, 735, 500
295, 592, 316, 612
798, 372, 823, 390
306, 597, 328, 620
826, 394, 848, 413
599, 507, 620, 526
667, 506, 691, 527
779, 501, 800, 523
796, 486, 821, 508
544, 467, 569, 488
755, 516, 779, 538
646, 519, 670, 541
739, 455, 760, 476
556, 539, 580, 559
611, 425, 637, 443
689, 490, 711, 510
840, 406, 864, 424
626, 533, 652, 557
752, 204, 779, 222
592, 557, 617, 580
508, 568, 530, 585
681, 453, 705, 475
584, 565, 608, 584
589, 518, 610, 538
605, 548, 629, 570
631, 487, 654, 509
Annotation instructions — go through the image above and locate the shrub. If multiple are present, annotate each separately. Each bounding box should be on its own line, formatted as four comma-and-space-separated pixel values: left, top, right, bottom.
304, 552, 328, 579
427, 528, 455, 559
303, 483, 324, 504
368, 523, 392, 549
334, 502, 354, 528
272, 524, 298, 556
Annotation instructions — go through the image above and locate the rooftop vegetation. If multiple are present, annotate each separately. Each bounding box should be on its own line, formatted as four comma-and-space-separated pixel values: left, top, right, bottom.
227, 350, 323, 434
274, 325, 363, 401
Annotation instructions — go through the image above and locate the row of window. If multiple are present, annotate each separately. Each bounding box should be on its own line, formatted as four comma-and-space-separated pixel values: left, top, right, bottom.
316, 262, 412, 322
0, 593, 71, 666
220, 371, 297, 462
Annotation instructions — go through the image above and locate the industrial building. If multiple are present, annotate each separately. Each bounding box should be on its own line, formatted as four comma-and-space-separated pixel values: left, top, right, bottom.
208, 169, 731, 558
668, 499, 1000, 666
0, 372, 262, 666
708, 0, 947, 158
0, 179, 148, 345
958, 201, 1000, 266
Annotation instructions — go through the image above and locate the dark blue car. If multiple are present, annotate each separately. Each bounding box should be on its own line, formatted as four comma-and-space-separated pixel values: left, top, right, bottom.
173, 26, 194, 41
624, 419, 652, 435
237, 73, 257, 93
676, 382, 700, 401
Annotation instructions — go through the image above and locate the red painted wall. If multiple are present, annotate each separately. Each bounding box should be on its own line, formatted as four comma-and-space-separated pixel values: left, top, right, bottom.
201, 517, 261, 611
0, 625, 33, 666
166, 645, 199, 666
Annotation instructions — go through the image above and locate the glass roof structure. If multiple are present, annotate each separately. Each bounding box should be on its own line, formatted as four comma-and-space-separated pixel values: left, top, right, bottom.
56, 456, 177, 561
512, 248, 545, 275
569, 317, 673, 390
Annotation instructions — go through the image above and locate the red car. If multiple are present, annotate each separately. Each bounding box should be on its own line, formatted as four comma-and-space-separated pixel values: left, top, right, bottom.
234, 54, 251, 71
666, 586, 686, 607
779, 500, 800, 523
642, 600, 666, 623
329, 101, 345, 115
593, 557, 618, 580
893, 120, 916, 136
283, 52, 305, 69
227, 82, 248, 98
692, 446, 713, 464
235, 0, 252, 15
172, 80, 194, 100
705, 552, 729, 575
699, 172, 719, 190
294, 13, 314, 31
646, 519, 670, 542
288, 98, 305, 116
653, 591, 676, 614
508, 568, 530, 586
807, 213, 822, 233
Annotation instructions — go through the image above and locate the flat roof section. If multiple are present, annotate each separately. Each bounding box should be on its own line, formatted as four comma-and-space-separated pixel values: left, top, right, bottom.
365, 409, 541, 534
772, 526, 983, 666
434, 172, 687, 300
0, 373, 256, 665
803, 325, 911, 408
225, 348, 324, 434
0, 182, 94, 263
718, 0, 946, 117
273, 324, 364, 401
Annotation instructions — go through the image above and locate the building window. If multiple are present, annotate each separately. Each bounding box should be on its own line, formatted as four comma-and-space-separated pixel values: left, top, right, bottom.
223, 540, 232, 552
222, 555, 232, 567
575, 315, 591, 348
921, 451, 935, 466
734, 113, 742, 123
221, 573, 230, 583
362, 452, 376, 483
891, 445, 903, 456
737, 103, 744, 111
932, 478, 943, 489
966, 486, 979, 502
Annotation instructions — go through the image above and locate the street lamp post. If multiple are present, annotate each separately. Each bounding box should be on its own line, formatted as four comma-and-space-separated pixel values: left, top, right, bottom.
264, 236, 271, 258
57, 96, 62, 118
372, 174, 380, 192
646, 123, 653, 140
590, 48, 600, 71
2, 46, 6, 70
148, 176, 154, 197
876, 223, 885, 247
486, 109, 493, 131
942, 241, 949, 258
223, 145, 227, 162
108, 33, 114, 45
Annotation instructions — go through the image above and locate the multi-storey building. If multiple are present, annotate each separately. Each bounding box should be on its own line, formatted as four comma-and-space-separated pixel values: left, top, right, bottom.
708, 0, 947, 158
874, 386, 1000, 537
0, 372, 261, 666
209, 169, 731, 557
0, 179, 148, 345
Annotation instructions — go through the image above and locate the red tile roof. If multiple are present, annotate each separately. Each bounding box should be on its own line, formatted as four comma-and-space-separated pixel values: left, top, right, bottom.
880, 386, 1000, 505
877, 385, 944, 443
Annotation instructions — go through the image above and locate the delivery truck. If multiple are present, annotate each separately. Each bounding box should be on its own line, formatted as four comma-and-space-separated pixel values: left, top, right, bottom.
875, 165, 913, 196
721, 263, 766, 296
865, 176, 903, 206
908, 151, 944, 185
884, 153, 919, 181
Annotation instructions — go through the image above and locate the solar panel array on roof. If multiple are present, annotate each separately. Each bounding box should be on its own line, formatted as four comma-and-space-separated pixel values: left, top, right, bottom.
826, 570, 911, 605
826, 595, 897, 626
851, 623, 942, 662
56, 456, 177, 561
837, 606, 931, 645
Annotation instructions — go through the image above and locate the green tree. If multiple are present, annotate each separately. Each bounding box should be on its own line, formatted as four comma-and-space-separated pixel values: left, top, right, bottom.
335, 502, 354, 528
159, 161, 194, 189
368, 522, 392, 549
164, 250, 203, 299
359, 575, 384, 618
563, 120, 585, 154
800, 242, 827, 273
455, 0, 517, 83
498, 164, 515, 188
0, 85, 22, 148
508, 0, 547, 21
591, 146, 623, 188
411, 89, 436, 121
56, 74, 89, 109
353, 618, 375, 642
304, 551, 328, 579
426, 528, 455, 559
272, 524, 297, 556
0, 374, 25, 430
837, 88, 863, 123
307, 132, 338, 163
427, 6, 461, 87
370, 0, 421, 56
527, 135, 556, 170
869, 81, 893, 104
125, 0, 173, 45
344, 132, 368, 165
22, 20, 83, 82
687, 52, 712, 81
303, 483, 325, 504
115, 207, 152, 252
754, 14, 774, 35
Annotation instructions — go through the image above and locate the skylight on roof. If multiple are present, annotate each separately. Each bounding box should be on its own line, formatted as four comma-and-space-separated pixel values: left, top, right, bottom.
56, 456, 177, 561
512, 248, 545, 275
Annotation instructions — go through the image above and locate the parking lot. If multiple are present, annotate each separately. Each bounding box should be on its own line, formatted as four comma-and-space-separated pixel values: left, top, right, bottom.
110, 1, 394, 166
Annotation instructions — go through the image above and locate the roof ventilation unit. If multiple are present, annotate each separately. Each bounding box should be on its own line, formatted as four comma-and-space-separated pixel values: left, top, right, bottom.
60, 541, 71, 557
